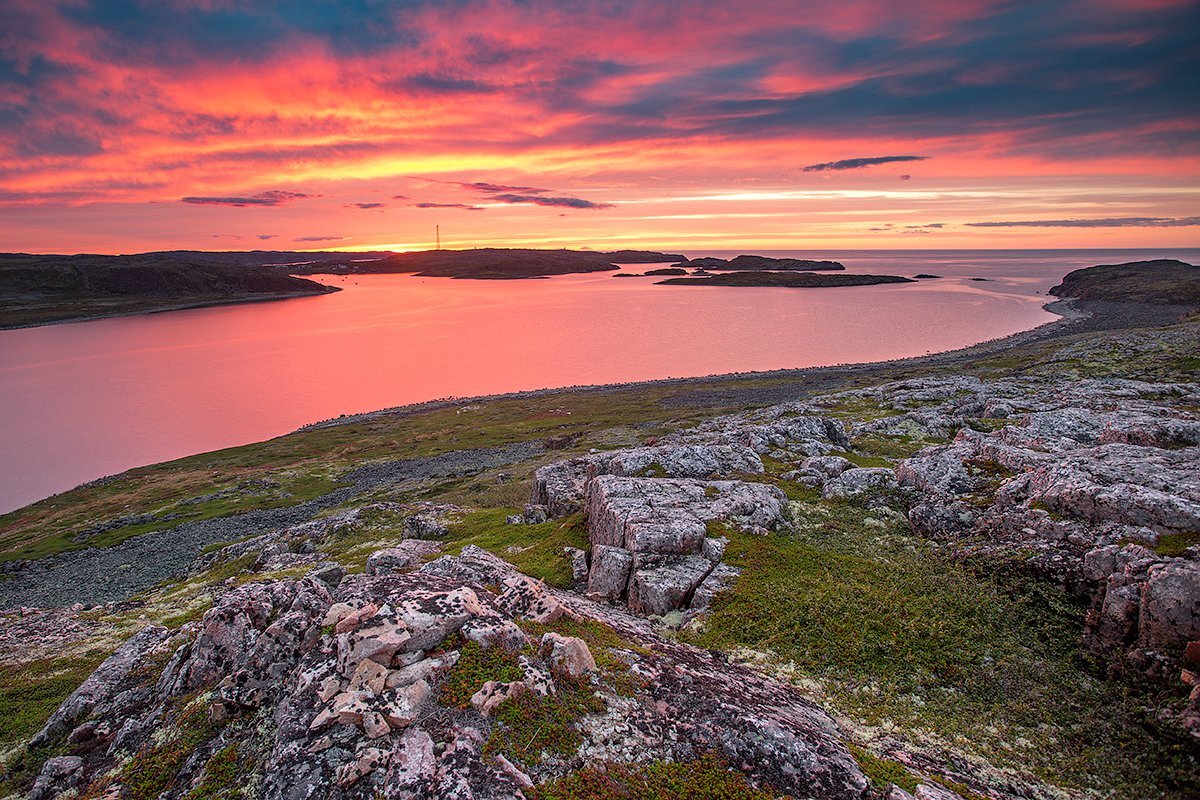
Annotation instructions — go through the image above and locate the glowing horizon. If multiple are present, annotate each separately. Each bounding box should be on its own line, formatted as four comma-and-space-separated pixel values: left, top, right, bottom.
2, 0, 1198, 254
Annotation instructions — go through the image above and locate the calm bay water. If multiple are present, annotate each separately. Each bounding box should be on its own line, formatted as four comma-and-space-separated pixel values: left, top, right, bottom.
1, 248, 1196, 513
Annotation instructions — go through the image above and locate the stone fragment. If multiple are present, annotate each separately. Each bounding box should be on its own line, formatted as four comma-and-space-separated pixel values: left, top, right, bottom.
30, 755, 83, 800
362, 710, 391, 739
348, 657, 388, 694
627, 554, 713, 616
392, 587, 483, 651
540, 632, 597, 678
587, 545, 634, 600
336, 746, 388, 787
366, 540, 443, 575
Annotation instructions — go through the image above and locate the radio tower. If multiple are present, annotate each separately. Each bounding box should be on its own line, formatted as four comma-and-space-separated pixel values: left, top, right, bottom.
436, 225, 440, 250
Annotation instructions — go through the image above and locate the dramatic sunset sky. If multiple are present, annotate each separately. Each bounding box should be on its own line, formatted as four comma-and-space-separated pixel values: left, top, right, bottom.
2, 0, 1197, 253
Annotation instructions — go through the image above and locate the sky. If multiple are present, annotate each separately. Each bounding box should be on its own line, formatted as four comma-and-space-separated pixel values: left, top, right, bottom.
1, 0, 1198, 254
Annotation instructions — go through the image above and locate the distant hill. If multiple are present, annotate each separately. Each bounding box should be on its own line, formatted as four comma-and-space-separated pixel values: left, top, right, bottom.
1049, 259, 1200, 305
284, 248, 686, 279
0, 252, 338, 329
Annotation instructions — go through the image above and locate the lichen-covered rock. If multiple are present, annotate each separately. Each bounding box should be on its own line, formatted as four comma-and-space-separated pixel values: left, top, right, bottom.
365, 540, 443, 575
823, 467, 899, 501
27, 552, 868, 800
587, 545, 634, 600
531, 443, 765, 518
627, 553, 714, 616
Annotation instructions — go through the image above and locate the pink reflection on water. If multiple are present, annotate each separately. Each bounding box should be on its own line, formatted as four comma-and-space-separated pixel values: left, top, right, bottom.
26, 246, 1186, 512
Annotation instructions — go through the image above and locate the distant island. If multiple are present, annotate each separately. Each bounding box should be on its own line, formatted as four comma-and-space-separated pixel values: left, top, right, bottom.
0, 252, 341, 329
657, 271, 914, 288
672, 255, 845, 271
284, 248, 687, 279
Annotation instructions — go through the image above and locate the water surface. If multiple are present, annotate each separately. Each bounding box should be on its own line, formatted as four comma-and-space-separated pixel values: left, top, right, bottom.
2, 248, 1196, 513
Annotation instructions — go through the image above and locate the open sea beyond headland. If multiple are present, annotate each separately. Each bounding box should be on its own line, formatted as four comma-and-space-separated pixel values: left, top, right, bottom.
1, 247, 1197, 513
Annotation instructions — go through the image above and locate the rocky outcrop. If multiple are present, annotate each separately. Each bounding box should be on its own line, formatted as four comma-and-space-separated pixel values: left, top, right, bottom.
530, 443, 764, 517
880, 376, 1200, 713
27, 546, 868, 800
583, 475, 786, 615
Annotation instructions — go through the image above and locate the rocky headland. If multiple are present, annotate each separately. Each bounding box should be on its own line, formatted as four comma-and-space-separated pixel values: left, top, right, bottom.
0, 253, 343, 329
0, 260, 1197, 799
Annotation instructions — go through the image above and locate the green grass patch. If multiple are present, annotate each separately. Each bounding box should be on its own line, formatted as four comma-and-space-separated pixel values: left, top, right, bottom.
181, 742, 250, 800
443, 510, 588, 588
849, 434, 937, 461
486, 675, 604, 766
0, 651, 108, 762
1155, 531, 1200, 558
847, 744, 918, 793
438, 639, 525, 709
531, 754, 779, 799
837, 449, 894, 469
690, 500, 1200, 797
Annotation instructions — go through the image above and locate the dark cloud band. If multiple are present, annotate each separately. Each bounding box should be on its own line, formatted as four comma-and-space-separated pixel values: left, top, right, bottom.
802, 156, 929, 172
968, 217, 1200, 228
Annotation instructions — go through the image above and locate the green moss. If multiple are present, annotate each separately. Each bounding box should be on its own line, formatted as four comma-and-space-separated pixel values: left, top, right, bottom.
486, 675, 604, 766
633, 461, 668, 478
1155, 531, 1200, 557
847, 744, 918, 793
181, 743, 249, 800
443, 510, 588, 588
850, 434, 938, 460
114, 699, 225, 800
531, 754, 778, 799
837, 449, 894, 469
438, 639, 524, 709
0, 651, 108, 760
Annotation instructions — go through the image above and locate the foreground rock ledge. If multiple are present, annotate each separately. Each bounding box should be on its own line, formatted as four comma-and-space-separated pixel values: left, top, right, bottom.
28, 546, 867, 800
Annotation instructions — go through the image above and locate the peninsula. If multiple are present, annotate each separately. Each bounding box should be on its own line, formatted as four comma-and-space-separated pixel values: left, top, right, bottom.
0, 252, 341, 330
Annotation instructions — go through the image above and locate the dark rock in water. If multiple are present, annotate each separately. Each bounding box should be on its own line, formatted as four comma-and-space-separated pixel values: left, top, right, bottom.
643, 267, 688, 276
913, 273, 941, 279
1050, 259, 1200, 306
612, 272, 640, 277
658, 271, 915, 288
673, 254, 845, 271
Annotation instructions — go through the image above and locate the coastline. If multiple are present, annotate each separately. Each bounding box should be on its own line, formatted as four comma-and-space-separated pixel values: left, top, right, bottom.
0, 286, 340, 331
5, 295, 1192, 516
302, 296, 1098, 431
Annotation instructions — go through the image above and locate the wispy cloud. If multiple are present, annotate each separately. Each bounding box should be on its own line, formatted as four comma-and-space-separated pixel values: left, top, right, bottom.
415, 202, 485, 211
968, 216, 1200, 228
294, 235, 345, 241
490, 194, 612, 209
351, 202, 385, 209
802, 156, 929, 172
257, 234, 276, 240
181, 191, 314, 207
465, 182, 549, 194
